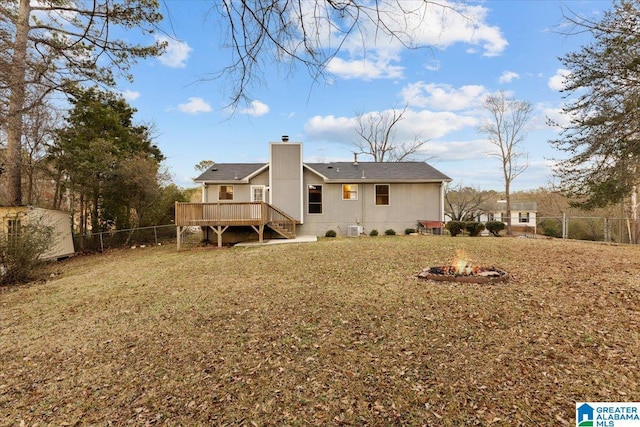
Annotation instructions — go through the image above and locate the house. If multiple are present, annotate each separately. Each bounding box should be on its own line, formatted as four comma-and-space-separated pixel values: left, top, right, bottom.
478, 200, 538, 235
0, 206, 75, 260
175, 137, 451, 247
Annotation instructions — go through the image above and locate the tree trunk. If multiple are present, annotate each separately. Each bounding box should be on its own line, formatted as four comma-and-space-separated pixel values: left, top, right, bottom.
6, 0, 31, 206
505, 182, 512, 236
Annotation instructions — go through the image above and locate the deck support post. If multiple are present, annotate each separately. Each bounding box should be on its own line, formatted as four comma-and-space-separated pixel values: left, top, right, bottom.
250, 224, 265, 243
209, 225, 229, 247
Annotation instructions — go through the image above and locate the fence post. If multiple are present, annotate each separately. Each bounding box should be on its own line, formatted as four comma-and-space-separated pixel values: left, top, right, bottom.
154, 226, 158, 246
99, 232, 104, 253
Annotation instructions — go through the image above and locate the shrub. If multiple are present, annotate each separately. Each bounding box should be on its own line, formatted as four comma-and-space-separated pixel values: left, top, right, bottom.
384, 229, 396, 236
324, 229, 337, 238
0, 217, 54, 285
404, 228, 416, 235
538, 219, 561, 238
485, 221, 506, 237
369, 229, 379, 236
445, 221, 465, 237
465, 221, 485, 237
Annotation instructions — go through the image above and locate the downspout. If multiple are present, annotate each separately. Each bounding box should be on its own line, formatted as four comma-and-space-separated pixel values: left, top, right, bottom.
440, 183, 445, 222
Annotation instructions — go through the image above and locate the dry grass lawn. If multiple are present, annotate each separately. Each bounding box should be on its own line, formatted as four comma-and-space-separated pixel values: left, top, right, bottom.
1, 236, 639, 426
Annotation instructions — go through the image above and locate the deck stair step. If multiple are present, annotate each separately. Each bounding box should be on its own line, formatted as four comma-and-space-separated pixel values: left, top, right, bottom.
267, 221, 295, 239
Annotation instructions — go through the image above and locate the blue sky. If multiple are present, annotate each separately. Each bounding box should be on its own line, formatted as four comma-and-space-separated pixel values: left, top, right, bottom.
114, 0, 611, 191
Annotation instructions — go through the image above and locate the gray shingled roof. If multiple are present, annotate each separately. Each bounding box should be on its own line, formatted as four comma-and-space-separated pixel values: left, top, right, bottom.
305, 162, 451, 182
485, 201, 537, 212
194, 163, 267, 182
194, 161, 451, 183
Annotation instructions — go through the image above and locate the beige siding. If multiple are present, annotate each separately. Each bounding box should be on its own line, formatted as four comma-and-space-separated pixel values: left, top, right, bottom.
203, 170, 269, 203
1, 207, 74, 260
270, 143, 303, 221
299, 169, 443, 236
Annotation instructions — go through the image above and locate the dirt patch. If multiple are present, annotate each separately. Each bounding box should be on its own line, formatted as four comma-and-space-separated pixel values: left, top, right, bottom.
1, 237, 639, 425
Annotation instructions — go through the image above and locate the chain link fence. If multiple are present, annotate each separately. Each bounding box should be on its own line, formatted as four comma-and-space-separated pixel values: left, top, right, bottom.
73, 224, 180, 252
537, 216, 638, 243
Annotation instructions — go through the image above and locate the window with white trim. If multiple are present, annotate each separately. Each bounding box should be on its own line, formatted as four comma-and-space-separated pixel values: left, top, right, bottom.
251, 186, 264, 202
308, 185, 322, 214
519, 212, 530, 223
342, 184, 358, 200
219, 185, 234, 200
375, 184, 389, 206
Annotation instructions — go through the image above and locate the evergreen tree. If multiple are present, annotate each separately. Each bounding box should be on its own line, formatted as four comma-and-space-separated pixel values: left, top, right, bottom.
50, 87, 164, 234
551, 0, 640, 209
2, 0, 164, 206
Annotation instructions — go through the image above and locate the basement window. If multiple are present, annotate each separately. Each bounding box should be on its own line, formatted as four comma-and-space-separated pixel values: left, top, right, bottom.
219, 185, 234, 200
342, 184, 358, 200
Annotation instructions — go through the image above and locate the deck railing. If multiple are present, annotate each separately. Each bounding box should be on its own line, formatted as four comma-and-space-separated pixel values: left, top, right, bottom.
175, 202, 296, 237
264, 203, 296, 237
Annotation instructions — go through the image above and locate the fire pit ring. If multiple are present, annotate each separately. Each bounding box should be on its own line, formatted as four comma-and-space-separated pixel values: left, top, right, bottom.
417, 266, 509, 284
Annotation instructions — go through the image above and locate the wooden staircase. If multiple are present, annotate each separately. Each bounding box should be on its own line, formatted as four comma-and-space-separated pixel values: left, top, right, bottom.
267, 221, 296, 239
264, 204, 296, 239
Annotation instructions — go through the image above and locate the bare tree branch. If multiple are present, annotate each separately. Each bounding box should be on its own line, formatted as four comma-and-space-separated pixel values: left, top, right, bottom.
208, 0, 468, 108
353, 105, 432, 162
480, 91, 533, 235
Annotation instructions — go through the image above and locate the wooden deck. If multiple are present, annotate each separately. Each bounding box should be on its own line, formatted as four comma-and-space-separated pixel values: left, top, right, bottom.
174, 202, 296, 248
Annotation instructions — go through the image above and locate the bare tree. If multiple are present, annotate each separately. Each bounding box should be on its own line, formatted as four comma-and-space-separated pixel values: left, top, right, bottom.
2, 0, 164, 206
480, 91, 532, 235
353, 105, 430, 162
212, 1, 466, 107
444, 182, 494, 221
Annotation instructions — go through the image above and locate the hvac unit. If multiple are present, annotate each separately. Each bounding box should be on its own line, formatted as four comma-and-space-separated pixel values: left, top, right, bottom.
347, 225, 361, 237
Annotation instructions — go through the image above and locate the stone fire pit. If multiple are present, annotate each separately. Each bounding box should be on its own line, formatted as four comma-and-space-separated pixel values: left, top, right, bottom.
417, 250, 510, 284
417, 265, 509, 284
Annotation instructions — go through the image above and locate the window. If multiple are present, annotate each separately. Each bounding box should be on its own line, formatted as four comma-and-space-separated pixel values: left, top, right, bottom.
342, 184, 358, 200
519, 212, 530, 223
308, 184, 322, 214
7, 218, 21, 249
488, 213, 495, 221
375, 184, 389, 206
219, 185, 234, 200
251, 186, 264, 202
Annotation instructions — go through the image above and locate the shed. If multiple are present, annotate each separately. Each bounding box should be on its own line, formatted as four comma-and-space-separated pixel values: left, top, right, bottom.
0, 207, 75, 260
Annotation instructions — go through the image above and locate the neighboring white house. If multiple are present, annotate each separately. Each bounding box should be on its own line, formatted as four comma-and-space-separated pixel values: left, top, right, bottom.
478, 200, 537, 235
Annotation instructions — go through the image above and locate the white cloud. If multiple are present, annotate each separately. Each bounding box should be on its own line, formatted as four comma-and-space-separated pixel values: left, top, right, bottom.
401, 82, 486, 110
120, 90, 140, 101
240, 100, 270, 117
326, 56, 404, 80
548, 69, 571, 91
304, 108, 477, 143
354, 2, 507, 56
177, 97, 212, 114
542, 104, 573, 129
297, 1, 507, 81
426, 139, 494, 161
304, 115, 358, 142
499, 71, 520, 84
156, 35, 192, 68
